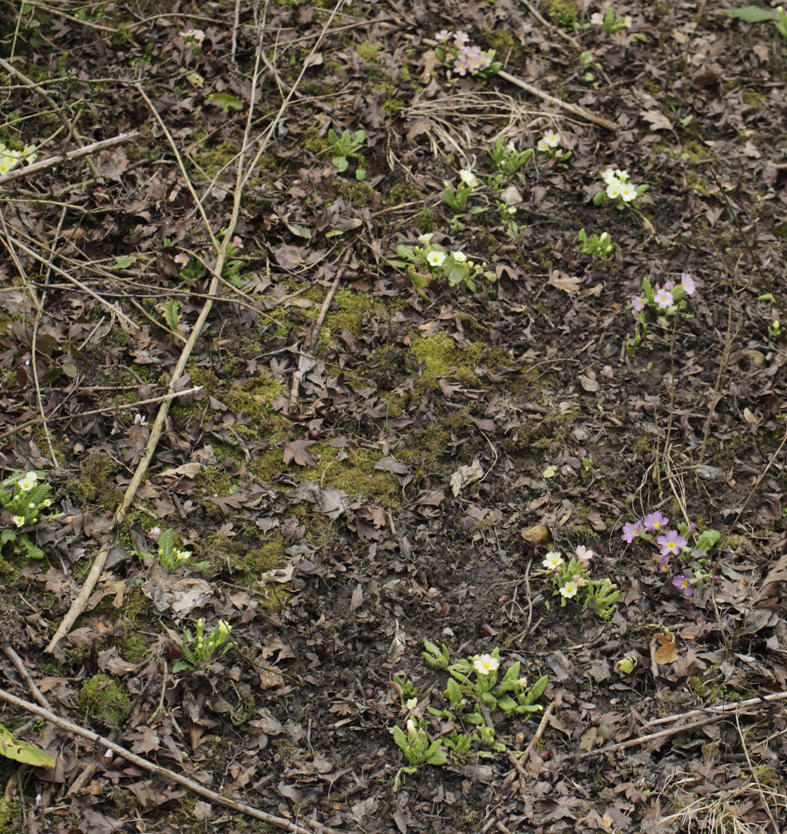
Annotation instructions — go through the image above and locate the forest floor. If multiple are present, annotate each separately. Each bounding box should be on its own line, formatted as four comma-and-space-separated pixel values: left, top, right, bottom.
1, 1, 787, 833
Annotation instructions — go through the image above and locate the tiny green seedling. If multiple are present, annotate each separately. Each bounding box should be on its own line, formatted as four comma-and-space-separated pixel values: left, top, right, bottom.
327, 128, 367, 180
578, 228, 613, 259
174, 618, 235, 672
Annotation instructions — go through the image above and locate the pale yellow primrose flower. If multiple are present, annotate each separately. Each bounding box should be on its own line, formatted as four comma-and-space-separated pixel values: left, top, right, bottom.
619, 182, 638, 202
453, 251, 467, 263
560, 581, 579, 599
473, 654, 500, 675
13, 516, 25, 527
426, 251, 446, 267
459, 168, 480, 187
405, 698, 417, 710
542, 551, 564, 570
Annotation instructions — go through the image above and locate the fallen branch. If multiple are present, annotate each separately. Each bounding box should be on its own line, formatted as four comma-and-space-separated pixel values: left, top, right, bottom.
0, 131, 139, 185
497, 70, 619, 132
0, 386, 203, 443
0, 687, 342, 834
568, 692, 787, 760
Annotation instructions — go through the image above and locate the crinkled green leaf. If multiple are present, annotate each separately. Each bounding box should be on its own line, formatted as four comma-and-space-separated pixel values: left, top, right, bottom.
724, 7, 777, 22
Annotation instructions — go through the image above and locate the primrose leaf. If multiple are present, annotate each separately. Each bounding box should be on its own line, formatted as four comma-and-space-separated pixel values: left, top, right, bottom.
0, 724, 55, 768
206, 93, 243, 114
723, 7, 777, 22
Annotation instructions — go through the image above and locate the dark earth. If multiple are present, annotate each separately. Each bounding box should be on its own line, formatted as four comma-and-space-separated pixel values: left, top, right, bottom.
1, 0, 787, 832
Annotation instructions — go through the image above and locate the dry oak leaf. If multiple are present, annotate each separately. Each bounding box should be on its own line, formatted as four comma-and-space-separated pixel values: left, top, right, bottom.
654, 632, 678, 664
547, 270, 581, 294
283, 439, 318, 467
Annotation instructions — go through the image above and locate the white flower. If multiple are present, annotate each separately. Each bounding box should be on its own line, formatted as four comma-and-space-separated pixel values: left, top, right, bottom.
13, 516, 25, 527
517, 677, 528, 687
590, 12, 603, 24
426, 251, 446, 267
453, 251, 467, 263
606, 180, 622, 199
473, 654, 500, 675
181, 28, 206, 43
575, 545, 595, 563
615, 169, 630, 183
405, 698, 417, 710
542, 551, 564, 570
459, 169, 479, 187
621, 15, 632, 28
418, 233, 435, 244
560, 581, 579, 599
506, 141, 517, 153
619, 182, 638, 202
406, 718, 417, 734
540, 130, 560, 149
600, 168, 618, 185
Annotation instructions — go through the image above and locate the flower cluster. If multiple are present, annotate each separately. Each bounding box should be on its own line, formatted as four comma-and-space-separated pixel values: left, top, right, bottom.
0, 471, 58, 560
392, 233, 495, 296
632, 272, 695, 313
541, 546, 620, 619
629, 272, 696, 346
434, 30, 501, 80
621, 512, 721, 600
537, 130, 560, 153
0, 141, 37, 177
590, 8, 632, 33
596, 168, 644, 205
180, 28, 206, 45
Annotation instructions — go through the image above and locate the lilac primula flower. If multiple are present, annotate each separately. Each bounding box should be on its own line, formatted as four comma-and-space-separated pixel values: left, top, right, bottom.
643, 511, 669, 532
622, 520, 644, 543
657, 529, 687, 557
174, 253, 190, 268
658, 555, 671, 573
454, 59, 469, 76
454, 30, 469, 46
631, 296, 646, 312
663, 280, 674, 291
232, 235, 243, 249
680, 272, 696, 295
672, 575, 693, 598
654, 288, 673, 309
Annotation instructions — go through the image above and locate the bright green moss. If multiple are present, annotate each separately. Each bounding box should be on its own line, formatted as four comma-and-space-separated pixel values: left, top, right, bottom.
77, 674, 130, 726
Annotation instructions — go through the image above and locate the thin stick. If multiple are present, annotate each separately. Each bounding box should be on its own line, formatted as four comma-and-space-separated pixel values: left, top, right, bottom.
638, 690, 787, 731
521, 701, 555, 760
0, 56, 103, 180
2, 645, 51, 710
568, 693, 787, 761
0, 132, 138, 185
0, 386, 203, 443
288, 251, 349, 414
3, 233, 138, 329
0, 687, 342, 834
521, 0, 580, 48
497, 70, 618, 131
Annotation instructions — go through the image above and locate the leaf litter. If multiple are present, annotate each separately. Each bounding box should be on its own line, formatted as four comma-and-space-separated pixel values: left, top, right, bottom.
0, 1, 786, 833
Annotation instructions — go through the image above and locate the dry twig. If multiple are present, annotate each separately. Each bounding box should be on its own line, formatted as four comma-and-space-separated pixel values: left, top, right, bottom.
0, 687, 343, 834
